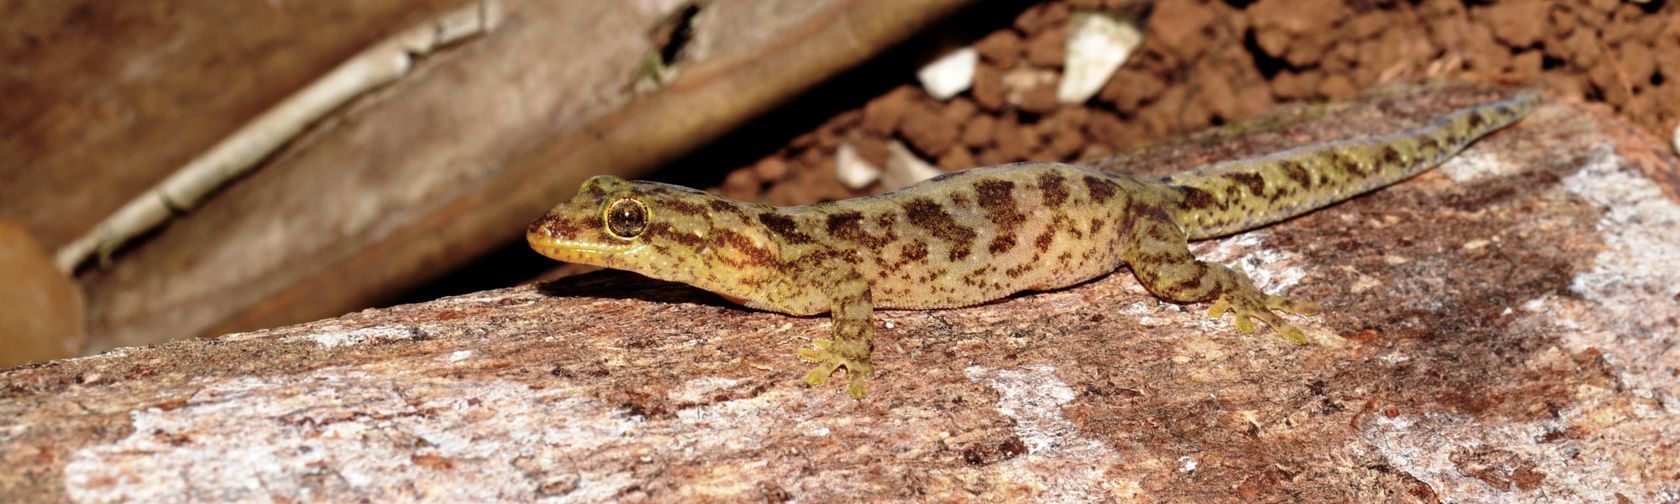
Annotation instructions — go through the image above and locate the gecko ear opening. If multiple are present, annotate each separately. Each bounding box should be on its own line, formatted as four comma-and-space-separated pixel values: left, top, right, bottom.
603, 197, 650, 239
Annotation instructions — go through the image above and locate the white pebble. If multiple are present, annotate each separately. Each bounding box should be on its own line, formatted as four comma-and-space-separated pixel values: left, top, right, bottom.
916, 47, 978, 101
835, 143, 882, 190
881, 140, 944, 191
1058, 13, 1143, 104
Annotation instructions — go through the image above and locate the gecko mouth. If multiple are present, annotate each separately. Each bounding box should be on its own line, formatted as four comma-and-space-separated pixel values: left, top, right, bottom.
526, 230, 643, 265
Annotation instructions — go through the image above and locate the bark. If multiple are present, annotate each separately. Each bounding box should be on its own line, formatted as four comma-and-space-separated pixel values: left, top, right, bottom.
8, 0, 973, 353
4, 85, 1678, 502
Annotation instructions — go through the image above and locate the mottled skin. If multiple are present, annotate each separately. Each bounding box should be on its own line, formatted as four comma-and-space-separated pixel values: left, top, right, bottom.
528, 93, 1539, 398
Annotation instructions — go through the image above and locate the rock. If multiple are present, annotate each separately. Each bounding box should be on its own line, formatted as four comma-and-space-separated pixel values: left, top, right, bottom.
861, 86, 915, 136
881, 139, 944, 190
834, 142, 881, 190
1057, 13, 1143, 104
970, 62, 1008, 111
916, 47, 979, 101
1024, 25, 1069, 69
960, 114, 997, 148
973, 30, 1023, 68
1476, 0, 1548, 48
898, 101, 960, 156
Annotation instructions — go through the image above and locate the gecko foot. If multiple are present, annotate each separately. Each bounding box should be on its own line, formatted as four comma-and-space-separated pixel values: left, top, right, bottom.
798, 338, 874, 399
1206, 271, 1319, 344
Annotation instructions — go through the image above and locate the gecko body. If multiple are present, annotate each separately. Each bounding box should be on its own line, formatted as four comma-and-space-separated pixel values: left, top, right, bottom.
528, 93, 1538, 398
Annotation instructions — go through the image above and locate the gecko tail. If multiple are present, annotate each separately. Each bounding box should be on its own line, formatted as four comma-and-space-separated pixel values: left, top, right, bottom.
1164, 92, 1540, 240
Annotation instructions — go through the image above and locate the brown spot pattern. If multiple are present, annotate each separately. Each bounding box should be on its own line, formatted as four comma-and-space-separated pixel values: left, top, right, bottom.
1379, 145, 1402, 165
904, 197, 976, 261
1279, 160, 1312, 188
826, 211, 889, 248
989, 235, 1015, 254
1084, 175, 1118, 204
975, 179, 1025, 232
901, 240, 928, 262
712, 228, 774, 266
758, 213, 813, 244
661, 198, 708, 216
646, 222, 702, 247
708, 199, 747, 217
1223, 172, 1266, 196
1180, 186, 1220, 210
1038, 172, 1069, 208
1033, 228, 1055, 252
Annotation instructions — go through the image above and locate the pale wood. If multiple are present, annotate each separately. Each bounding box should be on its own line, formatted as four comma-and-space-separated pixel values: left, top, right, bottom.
75, 0, 977, 353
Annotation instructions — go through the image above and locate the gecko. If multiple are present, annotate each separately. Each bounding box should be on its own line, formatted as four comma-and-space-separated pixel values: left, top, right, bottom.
527, 92, 1539, 398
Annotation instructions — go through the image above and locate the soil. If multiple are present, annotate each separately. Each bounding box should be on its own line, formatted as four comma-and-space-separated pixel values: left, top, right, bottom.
703, 0, 1680, 205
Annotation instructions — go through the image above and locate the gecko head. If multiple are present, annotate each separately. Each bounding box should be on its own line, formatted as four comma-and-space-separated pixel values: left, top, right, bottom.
527, 176, 766, 287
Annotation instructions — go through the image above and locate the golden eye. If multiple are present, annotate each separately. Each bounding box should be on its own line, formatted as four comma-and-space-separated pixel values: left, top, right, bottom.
603, 197, 649, 239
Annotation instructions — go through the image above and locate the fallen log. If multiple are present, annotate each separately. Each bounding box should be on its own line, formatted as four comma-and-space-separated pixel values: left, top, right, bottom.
5, 87, 1678, 502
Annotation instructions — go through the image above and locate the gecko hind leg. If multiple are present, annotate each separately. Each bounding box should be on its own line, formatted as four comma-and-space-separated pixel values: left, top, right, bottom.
1128, 221, 1319, 343
797, 274, 876, 399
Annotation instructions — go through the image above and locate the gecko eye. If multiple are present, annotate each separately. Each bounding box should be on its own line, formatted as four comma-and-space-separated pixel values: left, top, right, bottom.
603, 197, 649, 239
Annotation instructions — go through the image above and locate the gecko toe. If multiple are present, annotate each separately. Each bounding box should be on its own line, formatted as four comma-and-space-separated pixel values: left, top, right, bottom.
1267, 295, 1320, 317
799, 338, 874, 398
1212, 286, 1317, 343
1274, 322, 1309, 344
1207, 298, 1233, 319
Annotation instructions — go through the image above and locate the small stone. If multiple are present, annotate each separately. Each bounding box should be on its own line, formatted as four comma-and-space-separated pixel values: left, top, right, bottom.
917, 47, 979, 101
1511, 50, 1544, 81
1014, 2, 1070, 34
1319, 73, 1358, 99
1149, 0, 1217, 50
971, 63, 1008, 111
942, 97, 979, 123
1083, 109, 1128, 145
1099, 68, 1165, 113
1271, 70, 1318, 100
862, 87, 915, 136
899, 102, 960, 156
753, 157, 789, 181
1672, 121, 1679, 157
974, 30, 1023, 68
1044, 126, 1084, 161
723, 168, 759, 197
1616, 42, 1655, 88
1476, 0, 1547, 48
1058, 13, 1143, 104
834, 143, 882, 190
992, 119, 1030, 161
938, 146, 977, 170
1003, 67, 1060, 110
852, 134, 891, 168
1192, 61, 1238, 120
1018, 82, 1060, 115
882, 140, 944, 190
1025, 25, 1068, 68
960, 115, 997, 148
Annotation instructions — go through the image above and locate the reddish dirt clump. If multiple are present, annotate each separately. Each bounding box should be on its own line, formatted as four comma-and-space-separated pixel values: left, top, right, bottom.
707, 0, 1680, 206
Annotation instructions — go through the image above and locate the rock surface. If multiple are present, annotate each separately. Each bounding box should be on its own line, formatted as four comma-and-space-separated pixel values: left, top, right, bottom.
4, 87, 1678, 502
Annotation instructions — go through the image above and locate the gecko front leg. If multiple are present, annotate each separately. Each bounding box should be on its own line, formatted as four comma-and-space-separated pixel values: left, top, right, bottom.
797, 269, 876, 399
1125, 215, 1319, 342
